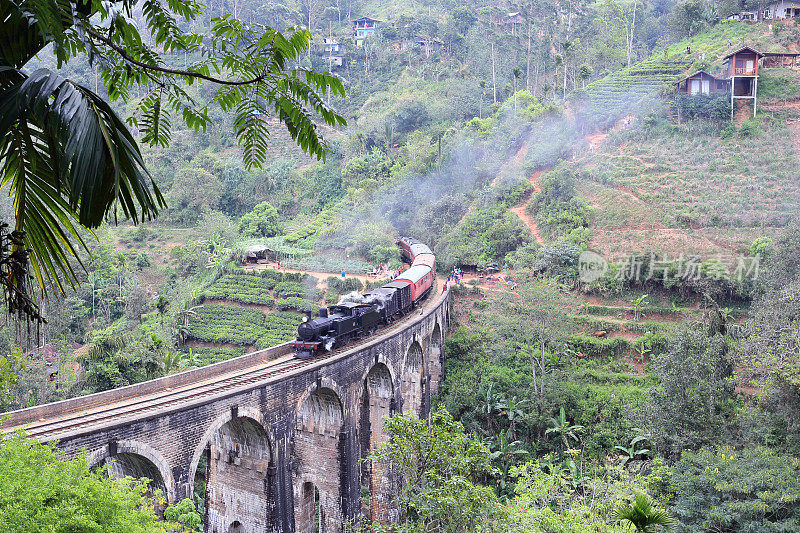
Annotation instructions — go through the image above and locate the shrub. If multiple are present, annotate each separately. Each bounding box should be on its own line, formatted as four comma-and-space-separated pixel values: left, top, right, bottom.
569, 335, 629, 357
674, 94, 731, 120
203, 274, 277, 306
186, 305, 302, 347
238, 201, 281, 238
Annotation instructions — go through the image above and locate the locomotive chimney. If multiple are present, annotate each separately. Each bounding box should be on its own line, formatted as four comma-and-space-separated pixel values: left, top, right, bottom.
319, 307, 328, 318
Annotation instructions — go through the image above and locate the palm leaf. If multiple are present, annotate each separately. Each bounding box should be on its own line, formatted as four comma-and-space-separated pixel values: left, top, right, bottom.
613, 493, 676, 532
0, 66, 164, 301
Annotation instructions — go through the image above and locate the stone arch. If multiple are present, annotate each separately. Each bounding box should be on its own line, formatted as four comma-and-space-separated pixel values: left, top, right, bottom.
188, 406, 272, 490
428, 322, 444, 397
293, 387, 344, 533
359, 363, 396, 523
92, 440, 175, 503
297, 481, 326, 533
401, 341, 424, 417
200, 414, 274, 533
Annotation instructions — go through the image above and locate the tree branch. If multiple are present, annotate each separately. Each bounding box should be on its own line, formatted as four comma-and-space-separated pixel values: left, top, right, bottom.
80, 18, 269, 87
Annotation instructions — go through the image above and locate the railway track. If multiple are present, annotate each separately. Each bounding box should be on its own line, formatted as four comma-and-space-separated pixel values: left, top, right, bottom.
2, 291, 440, 442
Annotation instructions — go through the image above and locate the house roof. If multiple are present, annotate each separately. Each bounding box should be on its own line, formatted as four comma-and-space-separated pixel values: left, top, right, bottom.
352, 16, 382, 23
723, 46, 765, 59
244, 245, 274, 254
677, 70, 721, 82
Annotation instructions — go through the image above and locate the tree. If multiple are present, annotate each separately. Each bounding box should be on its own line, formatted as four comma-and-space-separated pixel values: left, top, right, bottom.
0, 0, 346, 322
669, 446, 800, 531
612, 493, 676, 532
0, 431, 170, 532
238, 201, 282, 238
545, 406, 584, 452
169, 168, 223, 223
367, 408, 509, 532
491, 275, 579, 397
643, 325, 735, 458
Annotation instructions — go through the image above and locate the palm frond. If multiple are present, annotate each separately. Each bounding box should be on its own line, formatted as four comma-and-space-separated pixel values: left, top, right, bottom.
0, 66, 164, 303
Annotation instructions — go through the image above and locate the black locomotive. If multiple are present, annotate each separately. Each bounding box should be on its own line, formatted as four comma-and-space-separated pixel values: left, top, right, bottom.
290, 237, 436, 359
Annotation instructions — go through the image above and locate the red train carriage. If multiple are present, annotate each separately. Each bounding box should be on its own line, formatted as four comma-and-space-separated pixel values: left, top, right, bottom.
413, 253, 436, 272
395, 264, 434, 302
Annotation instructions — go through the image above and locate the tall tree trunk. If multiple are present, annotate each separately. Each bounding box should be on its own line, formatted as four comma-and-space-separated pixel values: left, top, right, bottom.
526, 23, 532, 91
627, 0, 637, 68
491, 41, 497, 103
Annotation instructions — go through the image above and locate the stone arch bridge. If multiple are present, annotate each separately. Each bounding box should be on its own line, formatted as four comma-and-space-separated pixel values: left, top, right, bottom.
0, 290, 450, 532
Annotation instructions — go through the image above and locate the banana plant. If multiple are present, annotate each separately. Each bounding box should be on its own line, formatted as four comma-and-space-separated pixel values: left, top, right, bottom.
614, 433, 652, 466
488, 429, 528, 496
561, 459, 590, 493
545, 407, 584, 452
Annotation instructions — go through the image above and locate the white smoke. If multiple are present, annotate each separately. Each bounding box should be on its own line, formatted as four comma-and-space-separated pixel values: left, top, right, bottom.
339, 290, 386, 309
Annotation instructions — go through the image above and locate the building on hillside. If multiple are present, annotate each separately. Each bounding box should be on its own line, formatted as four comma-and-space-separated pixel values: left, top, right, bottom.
352, 17, 383, 46
416, 36, 443, 57
677, 70, 730, 95
323, 37, 340, 54
763, 0, 800, 18
727, 10, 758, 21
723, 46, 763, 115
762, 51, 800, 68
502, 11, 525, 35
675, 46, 769, 118
318, 37, 343, 67
728, 1, 800, 20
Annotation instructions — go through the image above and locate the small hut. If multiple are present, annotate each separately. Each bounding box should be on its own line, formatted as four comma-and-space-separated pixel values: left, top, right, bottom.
677, 71, 730, 95
243, 245, 275, 264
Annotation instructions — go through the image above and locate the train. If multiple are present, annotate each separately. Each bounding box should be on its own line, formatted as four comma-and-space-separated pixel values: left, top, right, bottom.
290, 237, 436, 359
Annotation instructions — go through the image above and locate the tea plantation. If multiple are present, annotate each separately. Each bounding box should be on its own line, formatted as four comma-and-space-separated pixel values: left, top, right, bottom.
186, 305, 303, 349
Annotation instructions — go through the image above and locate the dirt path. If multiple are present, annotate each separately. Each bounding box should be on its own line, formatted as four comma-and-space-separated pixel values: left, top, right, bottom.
509, 169, 545, 245
243, 263, 387, 286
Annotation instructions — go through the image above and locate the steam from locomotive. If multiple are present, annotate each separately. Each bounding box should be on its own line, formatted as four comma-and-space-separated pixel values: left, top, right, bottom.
289, 237, 436, 359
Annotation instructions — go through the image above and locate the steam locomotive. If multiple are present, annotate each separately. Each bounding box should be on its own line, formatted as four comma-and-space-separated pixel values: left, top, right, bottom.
290, 237, 436, 359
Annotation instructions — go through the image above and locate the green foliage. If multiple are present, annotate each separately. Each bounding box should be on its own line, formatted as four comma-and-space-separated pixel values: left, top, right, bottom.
237, 201, 282, 238
435, 206, 531, 269
178, 346, 245, 366
738, 118, 759, 137
79, 330, 168, 393
569, 335, 630, 358
203, 274, 277, 305
668, 446, 800, 532
643, 326, 735, 458
368, 409, 508, 532
527, 166, 592, 244
163, 498, 201, 532
281, 255, 372, 274
612, 493, 676, 532
275, 296, 319, 313
284, 200, 349, 243
757, 71, 800, 102
534, 241, 582, 279
0, 0, 346, 321
0, 432, 166, 532
186, 304, 301, 348
674, 94, 731, 120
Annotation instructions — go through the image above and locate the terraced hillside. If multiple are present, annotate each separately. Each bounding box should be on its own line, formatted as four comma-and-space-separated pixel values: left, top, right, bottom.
181, 269, 320, 362
585, 56, 693, 115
